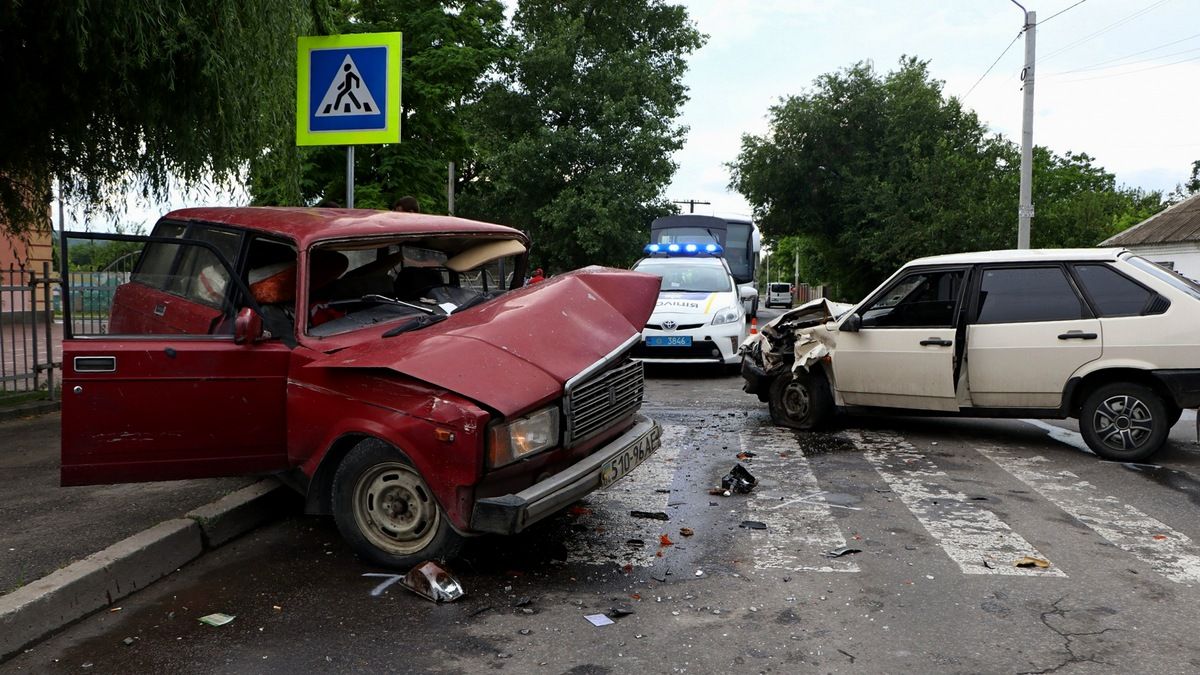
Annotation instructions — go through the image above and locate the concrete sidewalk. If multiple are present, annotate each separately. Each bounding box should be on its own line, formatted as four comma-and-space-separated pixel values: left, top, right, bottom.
0, 411, 295, 659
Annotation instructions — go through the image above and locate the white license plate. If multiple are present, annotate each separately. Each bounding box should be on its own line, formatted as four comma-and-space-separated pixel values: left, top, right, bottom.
599, 432, 657, 487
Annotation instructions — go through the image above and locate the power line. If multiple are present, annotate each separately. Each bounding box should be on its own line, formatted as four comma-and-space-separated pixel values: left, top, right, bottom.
1039, 0, 1173, 64
1045, 44, 1200, 78
1041, 0, 1089, 25
963, 30, 1023, 99
1043, 30, 1200, 76
1054, 52, 1200, 83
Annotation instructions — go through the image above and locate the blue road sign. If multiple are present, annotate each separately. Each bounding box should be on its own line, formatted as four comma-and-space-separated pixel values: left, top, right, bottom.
297, 33, 402, 146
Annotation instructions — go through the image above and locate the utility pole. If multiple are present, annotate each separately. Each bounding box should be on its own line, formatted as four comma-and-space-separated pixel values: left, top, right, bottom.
1013, 1, 1036, 249
671, 199, 710, 214
345, 146, 355, 208
447, 162, 456, 215
794, 248, 799, 291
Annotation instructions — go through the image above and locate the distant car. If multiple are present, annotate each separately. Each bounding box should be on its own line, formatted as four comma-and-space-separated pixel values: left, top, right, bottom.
631, 243, 747, 367
62, 207, 663, 567
741, 248, 1200, 461
766, 282, 792, 308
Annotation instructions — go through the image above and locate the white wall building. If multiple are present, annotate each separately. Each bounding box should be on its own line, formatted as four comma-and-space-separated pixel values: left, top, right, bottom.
1102, 193, 1200, 282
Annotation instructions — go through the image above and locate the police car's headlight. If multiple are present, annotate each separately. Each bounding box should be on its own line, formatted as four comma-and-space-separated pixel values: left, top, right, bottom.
711, 306, 741, 325
488, 406, 560, 467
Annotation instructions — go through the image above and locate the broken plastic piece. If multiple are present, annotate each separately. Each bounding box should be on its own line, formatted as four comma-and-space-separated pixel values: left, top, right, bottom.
630, 510, 670, 520
608, 606, 635, 618
198, 613, 236, 627
736, 451, 756, 460
585, 614, 615, 627
721, 464, 757, 494
679, 527, 694, 537
822, 547, 862, 558
400, 561, 466, 603
739, 520, 767, 530
1014, 556, 1050, 569
660, 534, 674, 546
626, 538, 645, 547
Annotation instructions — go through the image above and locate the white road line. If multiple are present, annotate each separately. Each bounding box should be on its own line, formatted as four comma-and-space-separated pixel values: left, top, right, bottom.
742, 428, 858, 573
564, 424, 687, 567
852, 430, 1066, 577
1020, 419, 1094, 455
977, 446, 1200, 586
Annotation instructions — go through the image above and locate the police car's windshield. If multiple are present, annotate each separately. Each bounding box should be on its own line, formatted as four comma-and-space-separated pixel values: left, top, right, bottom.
635, 261, 732, 293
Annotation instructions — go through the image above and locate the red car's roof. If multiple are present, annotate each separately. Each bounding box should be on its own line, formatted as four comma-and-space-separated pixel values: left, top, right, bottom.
164, 207, 527, 248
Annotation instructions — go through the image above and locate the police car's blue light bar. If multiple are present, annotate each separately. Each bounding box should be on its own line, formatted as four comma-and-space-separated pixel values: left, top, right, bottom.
644, 242, 723, 256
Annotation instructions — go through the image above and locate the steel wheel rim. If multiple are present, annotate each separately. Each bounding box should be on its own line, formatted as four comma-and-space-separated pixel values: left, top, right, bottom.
352, 462, 439, 555
782, 379, 812, 421
1093, 395, 1154, 452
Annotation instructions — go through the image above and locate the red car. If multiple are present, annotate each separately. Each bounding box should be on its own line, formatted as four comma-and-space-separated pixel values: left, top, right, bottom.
62, 207, 662, 567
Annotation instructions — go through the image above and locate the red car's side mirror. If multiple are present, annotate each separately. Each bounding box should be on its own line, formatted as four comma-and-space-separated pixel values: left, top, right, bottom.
234, 307, 264, 345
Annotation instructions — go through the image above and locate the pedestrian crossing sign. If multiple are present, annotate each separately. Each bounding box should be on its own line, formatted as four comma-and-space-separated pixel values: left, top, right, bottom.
296, 32, 402, 146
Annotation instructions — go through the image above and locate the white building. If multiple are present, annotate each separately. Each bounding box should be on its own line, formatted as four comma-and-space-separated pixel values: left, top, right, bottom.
1101, 193, 1200, 281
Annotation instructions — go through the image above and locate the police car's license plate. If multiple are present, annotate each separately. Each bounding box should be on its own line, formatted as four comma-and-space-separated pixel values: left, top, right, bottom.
599, 432, 657, 488
646, 336, 691, 347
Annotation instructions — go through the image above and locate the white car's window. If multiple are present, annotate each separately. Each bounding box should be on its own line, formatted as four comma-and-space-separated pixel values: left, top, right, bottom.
1073, 264, 1157, 317
861, 269, 962, 328
976, 267, 1085, 324
1126, 256, 1200, 301
635, 262, 731, 292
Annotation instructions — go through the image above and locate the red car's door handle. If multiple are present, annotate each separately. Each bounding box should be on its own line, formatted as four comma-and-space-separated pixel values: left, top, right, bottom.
1058, 332, 1098, 340
73, 356, 116, 373
919, 338, 952, 347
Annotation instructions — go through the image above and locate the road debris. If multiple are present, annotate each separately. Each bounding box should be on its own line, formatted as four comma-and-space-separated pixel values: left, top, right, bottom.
736, 451, 757, 460
121, 637, 134, 646
739, 520, 767, 530
822, 547, 862, 558
584, 614, 615, 627
721, 464, 758, 494
627, 538, 645, 547
198, 613, 236, 627
679, 527, 694, 537
515, 596, 532, 607
400, 561, 466, 603
609, 606, 635, 618
630, 510, 670, 521
660, 534, 674, 546
1014, 556, 1051, 569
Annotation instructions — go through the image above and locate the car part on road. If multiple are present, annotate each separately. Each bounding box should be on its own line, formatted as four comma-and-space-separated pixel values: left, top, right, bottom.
197, 613, 236, 627
630, 510, 670, 520
739, 520, 767, 530
721, 463, 758, 494
584, 614, 614, 627
679, 527, 694, 536
822, 547, 861, 558
1079, 383, 1170, 462
1014, 556, 1051, 569
332, 439, 465, 568
399, 560, 465, 603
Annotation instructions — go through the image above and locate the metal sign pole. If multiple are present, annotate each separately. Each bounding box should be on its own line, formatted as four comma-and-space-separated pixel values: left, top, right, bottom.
346, 146, 355, 208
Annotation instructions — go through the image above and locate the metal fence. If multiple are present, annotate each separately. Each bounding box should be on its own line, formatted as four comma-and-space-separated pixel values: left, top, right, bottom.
0, 263, 58, 396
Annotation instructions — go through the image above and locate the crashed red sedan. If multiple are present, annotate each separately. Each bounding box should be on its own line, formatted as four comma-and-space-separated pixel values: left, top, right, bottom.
61, 207, 662, 567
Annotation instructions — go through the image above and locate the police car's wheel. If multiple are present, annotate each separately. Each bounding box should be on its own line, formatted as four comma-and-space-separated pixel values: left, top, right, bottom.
769, 369, 833, 431
332, 439, 464, 569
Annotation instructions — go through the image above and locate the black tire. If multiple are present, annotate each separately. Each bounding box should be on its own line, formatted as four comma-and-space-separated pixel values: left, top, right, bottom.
1166, 405, 1183, 429
331, 438, 465, 568
768, 368, 833, 431
1079, 383, 1170, 462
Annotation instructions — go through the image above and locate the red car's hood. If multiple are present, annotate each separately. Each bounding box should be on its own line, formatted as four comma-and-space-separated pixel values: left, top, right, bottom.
309, 267, 659, 417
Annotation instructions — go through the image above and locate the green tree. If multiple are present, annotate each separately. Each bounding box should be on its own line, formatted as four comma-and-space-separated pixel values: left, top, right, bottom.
0, 0, 323, 236
249, 0, 510, 211
456, 0, 705, 273
730, 57, 1162, 300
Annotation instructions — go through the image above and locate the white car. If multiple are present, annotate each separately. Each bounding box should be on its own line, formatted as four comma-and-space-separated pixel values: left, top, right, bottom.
632, 245, 748, 366
741, 248, 1200, 461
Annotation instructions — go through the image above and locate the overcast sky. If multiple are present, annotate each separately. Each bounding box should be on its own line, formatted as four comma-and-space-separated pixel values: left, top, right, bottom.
61, 0, 1200, 231
670, 0, 1200, 220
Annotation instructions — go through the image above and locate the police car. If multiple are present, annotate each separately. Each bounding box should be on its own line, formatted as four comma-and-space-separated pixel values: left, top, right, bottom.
630, 243, 748, 366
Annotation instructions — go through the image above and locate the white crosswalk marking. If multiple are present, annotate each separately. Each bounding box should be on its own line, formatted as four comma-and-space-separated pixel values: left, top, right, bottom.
977, 445, 1200, 585
742, 428, 858, 573
852, 430, 1066, 577
564, 424, 687, 567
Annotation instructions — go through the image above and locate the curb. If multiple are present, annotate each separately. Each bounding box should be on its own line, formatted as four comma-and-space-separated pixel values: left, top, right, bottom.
0, 400, 61, 423
0, 478, 288, 660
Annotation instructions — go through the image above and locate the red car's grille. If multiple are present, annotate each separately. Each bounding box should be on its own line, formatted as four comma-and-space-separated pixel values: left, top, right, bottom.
564, 358, 644, 445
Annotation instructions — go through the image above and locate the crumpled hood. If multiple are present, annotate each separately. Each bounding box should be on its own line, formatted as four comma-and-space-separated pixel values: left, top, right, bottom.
309, 267, 660, 417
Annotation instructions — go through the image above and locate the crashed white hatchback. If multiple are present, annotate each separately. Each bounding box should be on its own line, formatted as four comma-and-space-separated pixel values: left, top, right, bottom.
740, 248, 1200, 462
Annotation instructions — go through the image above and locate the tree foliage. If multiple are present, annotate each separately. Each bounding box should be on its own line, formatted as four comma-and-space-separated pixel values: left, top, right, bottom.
730, 58, 1164, 300
0, 0, 320, 235
456, 0, 704, 272
248, 0, 510, 212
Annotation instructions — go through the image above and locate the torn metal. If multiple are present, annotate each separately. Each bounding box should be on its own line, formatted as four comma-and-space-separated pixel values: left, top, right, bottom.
740, 298, 853, 378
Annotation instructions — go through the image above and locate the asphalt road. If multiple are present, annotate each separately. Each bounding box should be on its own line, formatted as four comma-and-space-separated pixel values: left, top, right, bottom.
7, 310, 1200, 674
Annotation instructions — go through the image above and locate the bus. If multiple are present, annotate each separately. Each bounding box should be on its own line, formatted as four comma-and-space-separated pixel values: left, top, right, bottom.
649, 214, 761, 315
